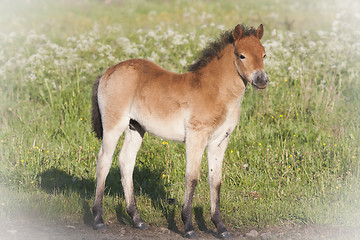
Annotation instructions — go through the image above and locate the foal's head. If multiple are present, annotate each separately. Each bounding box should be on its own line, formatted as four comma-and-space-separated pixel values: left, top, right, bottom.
233, 24, 268, 89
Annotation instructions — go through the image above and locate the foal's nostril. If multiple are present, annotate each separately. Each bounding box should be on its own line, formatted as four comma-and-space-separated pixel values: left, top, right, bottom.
256, 75, 262, 83
260, 73, 269, 85
256, 74, 267, 84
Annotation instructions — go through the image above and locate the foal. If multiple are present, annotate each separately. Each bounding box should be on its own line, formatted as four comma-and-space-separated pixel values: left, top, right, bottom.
92, 24, 268, 239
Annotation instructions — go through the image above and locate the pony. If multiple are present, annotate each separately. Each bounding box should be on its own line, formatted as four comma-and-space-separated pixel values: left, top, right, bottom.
91, 24, 268, 239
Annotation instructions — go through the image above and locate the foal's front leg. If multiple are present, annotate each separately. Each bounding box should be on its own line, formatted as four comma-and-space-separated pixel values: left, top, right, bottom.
207, 136, 231, 239
182, 133, 207, 239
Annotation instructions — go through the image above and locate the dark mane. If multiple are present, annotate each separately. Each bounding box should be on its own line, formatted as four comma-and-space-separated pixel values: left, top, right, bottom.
187, 24, 258, 72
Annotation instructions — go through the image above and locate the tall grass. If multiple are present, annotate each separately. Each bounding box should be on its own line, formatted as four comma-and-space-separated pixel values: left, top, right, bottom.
0, 0, 359, 229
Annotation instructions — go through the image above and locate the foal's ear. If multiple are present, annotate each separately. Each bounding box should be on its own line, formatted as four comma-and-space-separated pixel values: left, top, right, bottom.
233, 24, 243, 40
256, 24, 264, 39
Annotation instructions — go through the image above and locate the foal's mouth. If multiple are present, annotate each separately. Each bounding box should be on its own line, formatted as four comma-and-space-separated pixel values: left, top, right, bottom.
251, 81, 267, 89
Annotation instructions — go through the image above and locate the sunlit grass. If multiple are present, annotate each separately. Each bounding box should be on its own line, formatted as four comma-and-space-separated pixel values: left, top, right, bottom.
0, 0, 359, 230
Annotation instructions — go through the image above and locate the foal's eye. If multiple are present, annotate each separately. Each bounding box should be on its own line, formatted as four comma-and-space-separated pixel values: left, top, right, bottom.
263, 54, 267, 58
239, 54, 246, 60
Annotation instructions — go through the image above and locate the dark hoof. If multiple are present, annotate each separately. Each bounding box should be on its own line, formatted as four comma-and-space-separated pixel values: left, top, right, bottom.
93, 223, 106, 230
136, 222, 148, 230
220, 231, 232, 239
185, 230, 198, 239
93, 214, 106, 230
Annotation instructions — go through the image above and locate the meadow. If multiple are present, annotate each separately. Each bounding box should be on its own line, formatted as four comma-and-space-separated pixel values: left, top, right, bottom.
0, 0, 359, 232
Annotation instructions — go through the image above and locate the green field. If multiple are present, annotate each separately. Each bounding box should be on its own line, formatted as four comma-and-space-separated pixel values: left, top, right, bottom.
0, 0, 359, 232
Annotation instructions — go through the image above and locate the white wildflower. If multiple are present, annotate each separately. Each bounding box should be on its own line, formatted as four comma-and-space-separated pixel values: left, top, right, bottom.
186, 50, 193, 58
179, 57, 187, 67
165, 28, 175, 38
217, 25, 226, 31
147, 51, 159, 62
28, 72, 36, 81
147, 30, 158, 39
159, 47, 167, 54
198, 35, 208, 49
124, 46, 139, 55
66, 36, 77, 43
271, 29, 277, 37
107, 54, 117, 62
308, 41, 316, 49
172, 34, 188, 45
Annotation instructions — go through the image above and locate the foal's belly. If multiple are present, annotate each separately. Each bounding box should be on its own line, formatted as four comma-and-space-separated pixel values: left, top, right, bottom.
144, 117, 186, 142
131, 109, 187, 142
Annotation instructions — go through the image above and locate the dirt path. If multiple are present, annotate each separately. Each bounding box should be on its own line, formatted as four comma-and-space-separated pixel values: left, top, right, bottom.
1, 215, 360, 240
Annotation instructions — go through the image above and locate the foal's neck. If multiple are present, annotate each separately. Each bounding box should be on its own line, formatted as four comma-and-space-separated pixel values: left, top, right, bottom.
194, 44, 246, 99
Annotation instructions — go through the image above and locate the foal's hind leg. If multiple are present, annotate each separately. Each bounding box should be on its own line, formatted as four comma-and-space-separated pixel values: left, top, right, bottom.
118, 122, 147, 229
207, 135, 231, 239
93, 123, 127, 230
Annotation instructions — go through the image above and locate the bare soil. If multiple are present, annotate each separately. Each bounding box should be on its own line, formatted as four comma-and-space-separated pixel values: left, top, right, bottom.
1, 215, 360, 240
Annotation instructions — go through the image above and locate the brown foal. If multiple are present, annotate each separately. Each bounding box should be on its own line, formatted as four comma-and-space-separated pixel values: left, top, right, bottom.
92, 24, 268, 239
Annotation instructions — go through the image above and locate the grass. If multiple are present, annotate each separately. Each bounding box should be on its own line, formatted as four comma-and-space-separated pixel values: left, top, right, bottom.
1, 0, 359, 231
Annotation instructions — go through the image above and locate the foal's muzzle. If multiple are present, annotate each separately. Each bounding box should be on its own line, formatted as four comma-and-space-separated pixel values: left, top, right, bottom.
250, 70, 269, 89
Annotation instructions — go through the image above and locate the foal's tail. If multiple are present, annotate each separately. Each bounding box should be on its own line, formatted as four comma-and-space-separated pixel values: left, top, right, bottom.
92, 76, 103, 140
